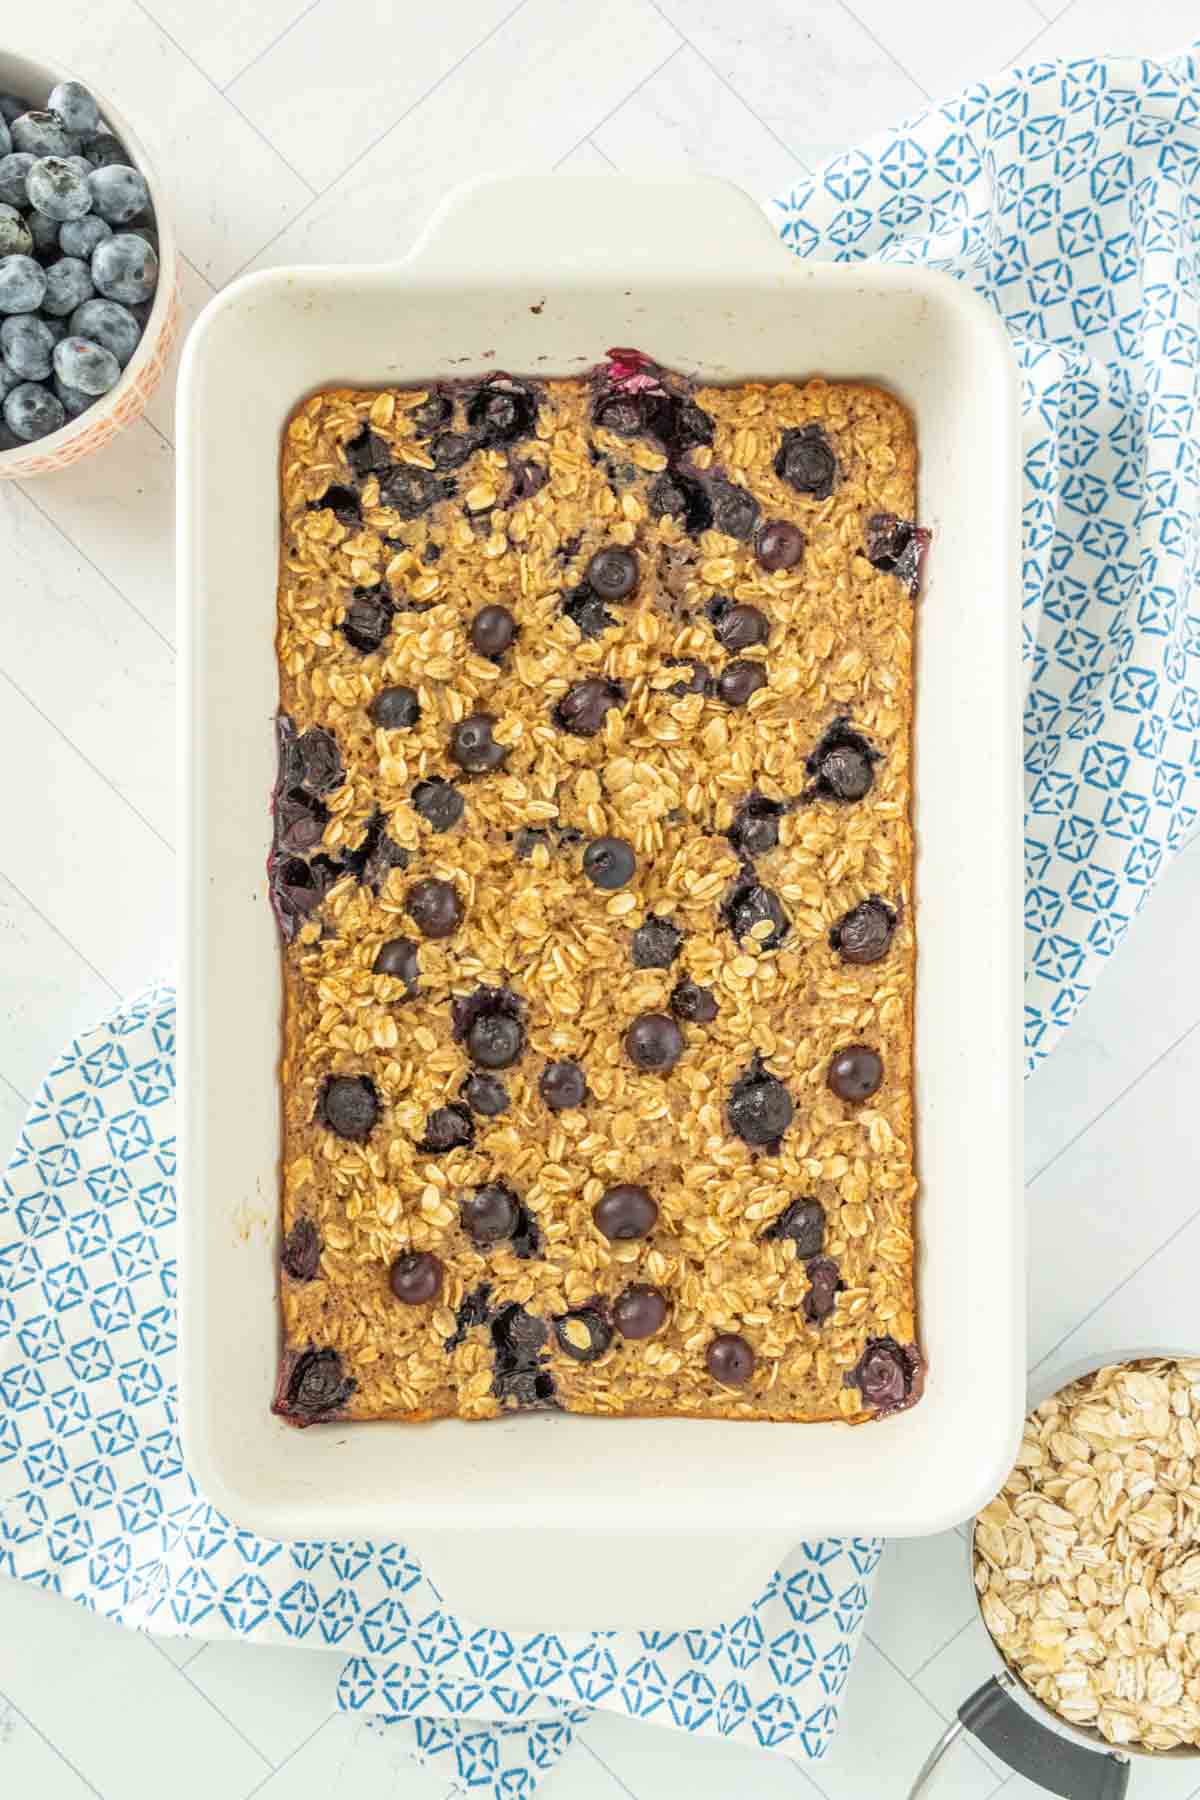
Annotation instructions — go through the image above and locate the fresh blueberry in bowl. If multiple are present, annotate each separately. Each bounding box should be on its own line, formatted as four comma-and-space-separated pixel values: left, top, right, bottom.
0, 152, 34, 208
91, 232, 156, 303
4, 378, 64, 440
46, 81, 99, 138
11, 112, 77, 159
26, 155, 91, 221
59, 214, 110, 258
53, 334, 119, 395
87, 163, 149, 225
0, 313, 53, 378
0, 203, 31, 256
41, 257, 93, 317
0, 253, 46, 313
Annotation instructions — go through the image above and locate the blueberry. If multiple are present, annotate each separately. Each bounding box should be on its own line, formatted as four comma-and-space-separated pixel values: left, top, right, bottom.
0, 315, 54, 379
466, 375, 538, 445
756, 519, 805, 571
669, 979, 717, 1023
625, 1012, 684, 1074
830, 897, 896, 965
593, 1184, 657, 1241
647, 468, 713, 534
11, 113, 78, 159
52, 374, 91, 418
450, 712, 507, 774
728, 792, 784, 858
721, 872, 789, 949
278, 1347, 355, 1421
582, 836, 635, 890
460, 1185, 520, 1247
0, 117, 8, 159
706, 1332, 755, 1388
411, 777, 464, 832
0, 205, 31, 257
378, 462, 444, 519
373, 935, 419, 992
368, 684, 420, 730
585, 546, 638, 600
827, 1045, 883, 1103
805, 718, 880, 802
41, 257, 94, 317
461, 1072, 509, 1116
708, 479, 760, 542
418, 1103, 475, 1154
340, 585, 392, 653
27, 156, 92, 221
42, 317, 66, 344
762, 1198, 826, 1257
409, 390, 451, 435
3, 380, 64, 440
554, 676, 623, 737
0, 97, 24, 128
716, 660, 767, 707
775, 423, 838, 499
91, 232, 156, 304
26, 209, 60, 261
0, 362, 19, 401
281, 1216, 322, 1282
406, 876, 463, 939
81, 132, 127, 169
727, 1053, 793, 1150
561, 583, 616, 641
389, 1250, 443, 1305
0, 254, 46, 314
46, 83, 99, 138
318, 1073, 379, 1141
59, 214, 110, 258
0, 152, 35, 208
343, 422, 390, 479
429, 429, 473, 470
612, 1285, 668, 1340
554, 1306, 613, 1364
539, 1060, 588, 1111
863, 511, 930, 597
53, 335, 119, 395
64, 155, 94, 180
631, 915, 684, 969
469, 603, 516, 660
86, 162, 148, 227
847, 1337, 920, 1415
69, 295, 139, 364
711, 601, 769, 653
804, 1256, 842, 1323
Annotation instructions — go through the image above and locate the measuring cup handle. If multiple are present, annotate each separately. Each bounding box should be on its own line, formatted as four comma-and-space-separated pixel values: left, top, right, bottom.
907, 1675, 1130, 1799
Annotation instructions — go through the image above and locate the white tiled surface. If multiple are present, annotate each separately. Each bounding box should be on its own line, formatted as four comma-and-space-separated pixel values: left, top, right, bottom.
1, 3, 1199, 1797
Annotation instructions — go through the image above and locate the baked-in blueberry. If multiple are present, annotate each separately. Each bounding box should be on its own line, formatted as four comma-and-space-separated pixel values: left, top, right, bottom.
827, 1045, 883, 1103
68, 295, 138, 362
670, 979, 718, 1023
585, 546, 638, 601
583, 836, 635, 890
461, 1184, 519, 1246
379, 462, 446, 519
539, 1060, 588, 1111
716, 660, 766, 708
491, 1302, 556, 1409
727, 1054, 793, 1150
469, 604, 517, 660
706, 1332, 755, 1387
830, 896, 896, 965
593, 1183, 657, 1241
774, 423, 838, 498
847, 1337, 921, 1414
648, 468, 713, 534
804, 1256, 841, 1323
47, 82, 100, 138
418, 1103, 475, 1153
341, 585, 393, 652
762, 1197, 825, 1257
318, 1073, 379, 1141
631, 915, 683, 969
625, 1012, 684, 1073
340, 808, 408, 894
0, 204, 31, 257
451, 986, 525, 1069
406, 877, 463, 939
461, 1072, 509, 1116
863, 510, 930, 597
805, 717, 880, 802
509, 457, 547, 501
554, 677, 623, 737
343, 423, 391, 480
373, 936, 419, 991
666, 657, 710, 696
310, 483, 361, 530
0, 314, 53, 379
708, 479, 759, 542
409, 390, 451, 435
369, 685, 420, 730
27, 155, 92, 221
613, 1285, 668, 1340
279, 1347, 355, 1421
91, 233, 156, 304
561, 583, 616, 641
728, 792, 784, 858
11, 112, 77, 159
274, 786, 327, 854
268, 853, 338, 942
411, 777, 464, 832
554, 1305, 612, 1363
3, 380, 64, 440
466, 375, 538, 445
450, 712, 507, 773
0, 253, 46, 314
721, 872, 788, 949
756, 519, 805, 571
710, 600, 770, 654
281, 1217, 322, 1281
430, 429, 474, 470
52, 333, 118, 395
389, 1251, 442, 1304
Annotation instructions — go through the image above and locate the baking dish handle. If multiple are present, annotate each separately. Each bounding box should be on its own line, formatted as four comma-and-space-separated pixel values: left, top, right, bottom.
907, 1674, 1130, 1799
404, 171, 792, 282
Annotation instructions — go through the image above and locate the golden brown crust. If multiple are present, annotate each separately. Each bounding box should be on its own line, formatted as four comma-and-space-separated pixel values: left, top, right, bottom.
274, 367, 919, 1424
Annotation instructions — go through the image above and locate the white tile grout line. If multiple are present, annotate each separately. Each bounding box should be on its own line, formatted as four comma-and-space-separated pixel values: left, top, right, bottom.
13, 475, 176, 656
220, 0, 326, 93
580, 1736, 642, 1798
585, 135, 619, 169
144, 1634, 274, 1773
0, 867, 122, 998
238, 1707, 333, 1796
0, 665, 175, 854
131, 0, 319, 198
0, 1687, 107, 1799
551, 41, 686, 171
0, 1068, 30, 1109
225, 0, 534, 282
643, 0, 816, 177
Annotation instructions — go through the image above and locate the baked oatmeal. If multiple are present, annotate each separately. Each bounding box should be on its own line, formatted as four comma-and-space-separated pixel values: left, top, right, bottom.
270, 350, 926, 1426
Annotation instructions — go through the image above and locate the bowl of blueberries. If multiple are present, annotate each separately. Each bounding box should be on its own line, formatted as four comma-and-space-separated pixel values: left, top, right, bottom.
0, 48, 177, 475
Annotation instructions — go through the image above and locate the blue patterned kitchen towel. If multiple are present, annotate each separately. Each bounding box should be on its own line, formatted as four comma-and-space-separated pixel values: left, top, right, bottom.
771, 40, 1200, 1072
0, 987, 878, 1799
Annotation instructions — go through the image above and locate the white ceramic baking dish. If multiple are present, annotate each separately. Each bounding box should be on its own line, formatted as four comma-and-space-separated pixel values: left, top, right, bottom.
179, 173, 1024, 1631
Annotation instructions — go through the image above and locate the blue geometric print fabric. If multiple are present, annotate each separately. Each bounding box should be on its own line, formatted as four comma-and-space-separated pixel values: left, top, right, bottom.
0, 988, 878, 1798
770, 42, 1200, 1072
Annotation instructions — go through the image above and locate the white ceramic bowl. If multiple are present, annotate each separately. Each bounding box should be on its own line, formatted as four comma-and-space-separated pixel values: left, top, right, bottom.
178, 173, 1024, 1631
0, 48, 178, 478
